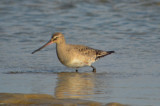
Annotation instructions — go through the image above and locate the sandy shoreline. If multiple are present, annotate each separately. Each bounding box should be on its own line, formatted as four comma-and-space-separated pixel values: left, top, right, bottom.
0, 93, 127, 106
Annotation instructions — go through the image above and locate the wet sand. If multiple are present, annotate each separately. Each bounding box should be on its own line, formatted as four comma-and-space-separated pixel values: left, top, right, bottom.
0, 93, 127, 106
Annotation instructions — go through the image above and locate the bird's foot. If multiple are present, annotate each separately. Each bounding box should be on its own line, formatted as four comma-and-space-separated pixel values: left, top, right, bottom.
91, 65, 96, 73
76, 69, 78, 72
92, 68, 96, 72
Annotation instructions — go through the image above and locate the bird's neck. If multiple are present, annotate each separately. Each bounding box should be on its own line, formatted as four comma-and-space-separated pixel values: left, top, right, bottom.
56, 39, 67, 64
57, 38, 66, 45
56, 39, 67, 50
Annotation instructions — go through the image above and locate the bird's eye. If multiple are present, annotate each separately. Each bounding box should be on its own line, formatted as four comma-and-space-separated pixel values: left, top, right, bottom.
54, 37, 58, 40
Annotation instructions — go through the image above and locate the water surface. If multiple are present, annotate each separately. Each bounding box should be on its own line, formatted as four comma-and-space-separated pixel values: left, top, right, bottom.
0, 0, 160, 105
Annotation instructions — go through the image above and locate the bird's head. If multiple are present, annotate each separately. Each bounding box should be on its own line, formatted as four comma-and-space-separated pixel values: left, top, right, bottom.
50, 32, 64, 44
32, 32, 64, 54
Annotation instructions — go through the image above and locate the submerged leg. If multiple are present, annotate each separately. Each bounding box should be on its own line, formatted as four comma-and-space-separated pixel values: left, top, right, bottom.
75, 69, 78, 72
91, 65, 96, 72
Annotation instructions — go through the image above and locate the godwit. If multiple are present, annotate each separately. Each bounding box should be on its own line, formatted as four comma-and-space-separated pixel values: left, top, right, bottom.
32, 32, 114, 72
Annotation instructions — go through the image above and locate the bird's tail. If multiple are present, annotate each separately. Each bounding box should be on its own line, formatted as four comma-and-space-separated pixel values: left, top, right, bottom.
95, 50, 115, 60
106, 51, 115, 54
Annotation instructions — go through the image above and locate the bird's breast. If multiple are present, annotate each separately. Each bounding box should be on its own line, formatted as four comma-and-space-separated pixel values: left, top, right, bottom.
56, 44, 95, 68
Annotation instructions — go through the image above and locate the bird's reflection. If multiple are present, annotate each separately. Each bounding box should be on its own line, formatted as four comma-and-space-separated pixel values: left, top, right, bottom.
55, 72, 96, 99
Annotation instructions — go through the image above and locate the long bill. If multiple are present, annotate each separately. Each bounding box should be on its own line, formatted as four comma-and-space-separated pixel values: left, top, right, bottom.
32, 40, 53, 54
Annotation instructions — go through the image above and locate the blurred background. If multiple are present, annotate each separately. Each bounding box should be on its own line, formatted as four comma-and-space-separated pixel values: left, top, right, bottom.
0, 0, 160, 105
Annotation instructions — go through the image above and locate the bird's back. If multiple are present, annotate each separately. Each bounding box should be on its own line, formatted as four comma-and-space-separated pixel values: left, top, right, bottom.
67, 44, 114, 59
66, 44, 114, 63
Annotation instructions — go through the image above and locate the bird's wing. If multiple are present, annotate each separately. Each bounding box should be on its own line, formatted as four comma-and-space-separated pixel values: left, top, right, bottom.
69, 44, 114, 60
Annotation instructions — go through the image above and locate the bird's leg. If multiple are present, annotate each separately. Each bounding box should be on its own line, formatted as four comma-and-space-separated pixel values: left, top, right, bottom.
75, 69, 78, 72
91, 65, 96, 72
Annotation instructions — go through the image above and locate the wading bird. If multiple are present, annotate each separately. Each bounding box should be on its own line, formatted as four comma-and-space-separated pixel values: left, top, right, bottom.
32, 32, 114, 72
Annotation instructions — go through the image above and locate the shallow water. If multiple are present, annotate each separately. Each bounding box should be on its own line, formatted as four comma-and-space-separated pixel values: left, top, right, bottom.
0, 0, 160, 105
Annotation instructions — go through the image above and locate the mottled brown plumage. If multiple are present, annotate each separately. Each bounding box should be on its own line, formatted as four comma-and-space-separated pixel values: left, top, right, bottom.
32, 32, 114, 72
